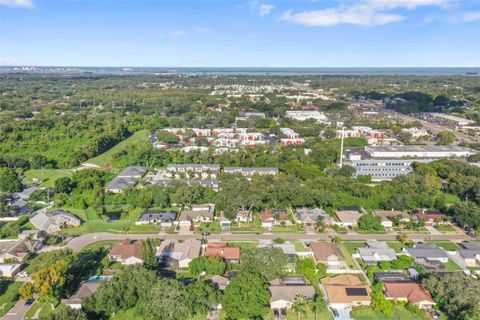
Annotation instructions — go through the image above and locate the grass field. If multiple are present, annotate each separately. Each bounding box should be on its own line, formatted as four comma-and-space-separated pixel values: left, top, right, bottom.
83, 130, 149, 169
80, 240, 117, 252
352, 306, 425, 320
435, 225, 456, 233
0, 281, 22, 318
426, 241, 459, 251
272, 225, 305, 234
342, 241, 366, 255
443, 259, 462, 271
386, 241, 406, 253
23, 168, 73, 188
340, 243, 358, 269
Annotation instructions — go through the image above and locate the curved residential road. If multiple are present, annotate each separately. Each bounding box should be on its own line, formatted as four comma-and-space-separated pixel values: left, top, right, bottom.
66, 232, 475, 252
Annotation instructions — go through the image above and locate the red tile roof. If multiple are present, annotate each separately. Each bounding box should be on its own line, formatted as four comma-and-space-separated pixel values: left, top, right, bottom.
384, 282, 435, 305
109, 239, 142, 260
206, 243, 240, 261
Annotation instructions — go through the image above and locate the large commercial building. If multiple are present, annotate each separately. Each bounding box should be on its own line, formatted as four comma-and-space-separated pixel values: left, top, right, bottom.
285, 111, 328, 123
346, 145, 477, 181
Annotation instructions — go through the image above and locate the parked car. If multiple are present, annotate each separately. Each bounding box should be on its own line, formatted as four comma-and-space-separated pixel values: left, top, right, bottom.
273, 308, 280, 318
430, 310, 441, 319
331, 309, 339, 318
18, 271, 30, 277
201, 232, 210, 236
280, 309, 287, 318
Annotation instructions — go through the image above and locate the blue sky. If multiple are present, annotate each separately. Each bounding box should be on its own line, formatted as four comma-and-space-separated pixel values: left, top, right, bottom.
0, 0, 479, 67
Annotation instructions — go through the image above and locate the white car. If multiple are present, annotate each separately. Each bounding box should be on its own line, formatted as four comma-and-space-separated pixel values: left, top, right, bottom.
18, 271, 30, 277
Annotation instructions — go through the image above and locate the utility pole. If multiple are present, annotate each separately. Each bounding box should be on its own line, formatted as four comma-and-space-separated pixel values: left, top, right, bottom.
339, 127, 345, 168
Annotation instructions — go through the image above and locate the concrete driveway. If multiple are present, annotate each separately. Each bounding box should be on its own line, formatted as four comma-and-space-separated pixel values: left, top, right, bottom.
1, 299, 35, 320
332, 307, 352, 320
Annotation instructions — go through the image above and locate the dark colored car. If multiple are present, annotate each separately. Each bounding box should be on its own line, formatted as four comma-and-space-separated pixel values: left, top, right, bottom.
430, 310, 441, 319
273, 308, 280, 318
332, 309, 339, 317
201, 232, 210, 236
280, 309, 287, 317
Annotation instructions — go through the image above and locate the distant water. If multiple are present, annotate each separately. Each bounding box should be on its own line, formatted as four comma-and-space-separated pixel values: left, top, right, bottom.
1, 66, 479, 76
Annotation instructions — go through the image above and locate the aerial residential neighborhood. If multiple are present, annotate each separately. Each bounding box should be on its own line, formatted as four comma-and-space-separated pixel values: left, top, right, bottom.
1, 1, 480, 320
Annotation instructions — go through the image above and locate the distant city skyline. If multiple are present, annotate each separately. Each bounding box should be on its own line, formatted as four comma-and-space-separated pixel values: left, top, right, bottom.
1, 0, 479, 67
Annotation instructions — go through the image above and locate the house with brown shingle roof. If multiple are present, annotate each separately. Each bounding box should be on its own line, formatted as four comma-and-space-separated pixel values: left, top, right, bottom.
108, 239, 143, 265
320, 275, 372, 308
205, 243, 240, 263
383, 281, 436, 309
310, 242, 347, 271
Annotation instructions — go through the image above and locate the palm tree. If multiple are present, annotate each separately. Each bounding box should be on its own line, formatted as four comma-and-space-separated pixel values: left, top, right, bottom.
291, 295, 310, 320
310, 296, 327, 320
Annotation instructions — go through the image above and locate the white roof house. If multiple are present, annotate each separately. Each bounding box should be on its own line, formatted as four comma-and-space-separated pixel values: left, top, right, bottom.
29, 209, 81, 233
0, 264, 22, 277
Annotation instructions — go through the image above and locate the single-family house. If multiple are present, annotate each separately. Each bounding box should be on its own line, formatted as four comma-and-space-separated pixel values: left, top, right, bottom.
320, 275, 372, 308
295, 208, 333, 227
62, 281, 100, 309
456, 242, 480, 267
383, 281, 436, 309
136, 210, 177, 226
403, 244, 449, 263
10, 198, 30, 215
0, 264, 22, 277
29, 209, 81, 233
14, 186, 39, 200
235, 209, 252, 223
205, 243, 240, 264
260, 209, 291, 229
0, 239, 41, 263
310, 242, 347, 271
105, 177, 138, 193
411, 209, 448, 227
335, 207, 364, 227
209, 275, 229, 291
269, 282, 315, 309
374, 272, 410, 282
178, 204, 215, 227
117, 166, 147, 179
356, 242, 397, 264
258, 240, 296, 256
373, 210, 409, 228
156, 238, 201, 268
108, 239, 143, 265
18, 229, 46, 241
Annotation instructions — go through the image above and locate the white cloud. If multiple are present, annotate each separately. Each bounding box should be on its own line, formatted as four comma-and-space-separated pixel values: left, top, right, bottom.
259, 4, 274, 17
192, 26, 211, 33
0, 0, 33, 8
281, 0, 452, 26
462, 12, 480, 22
167, 30, 187, 42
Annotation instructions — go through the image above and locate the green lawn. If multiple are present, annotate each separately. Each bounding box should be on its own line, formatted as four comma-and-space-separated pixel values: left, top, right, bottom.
83, 130, 149, 169
426, 241, 459, 251
435, 225, 456, 233
194, 222, 221, 234
227, 241, 258, 251
352, 305, 425, 320
443, 259, 462, 271
294, 241, 310, 252
0, 281, 22, 318
23, 168, 73, 188
60, 220, 161, 236
272, 225, 305, 234
339, 243, 358, 269
342, 241, 366, 255
80, 240, 117, 252
386, 241, 406, 253
354, 227, 387, 234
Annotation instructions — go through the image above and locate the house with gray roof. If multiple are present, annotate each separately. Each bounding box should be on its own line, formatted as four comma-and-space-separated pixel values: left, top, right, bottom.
156, 238, 201, 268
258, 239, 296, 256
295, 208, 333, 227
456, 242, 480, 267
62, 282, 100, 309
178, 204, 215, 226
0, 239, 42, 263
117, 166, 147, 179
14, 186, 39, 200
11, 198, 29, 215
167, 164, 220, 179
30, 209, 81, 233
403, 244, 449, 263
356, 242, 397, 264
136, 210, 177, 226
105, 177, 138, 193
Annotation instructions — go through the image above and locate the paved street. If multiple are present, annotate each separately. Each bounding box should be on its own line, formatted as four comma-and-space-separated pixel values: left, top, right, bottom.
1, 300, 35, 320
66, 231, 475, 251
